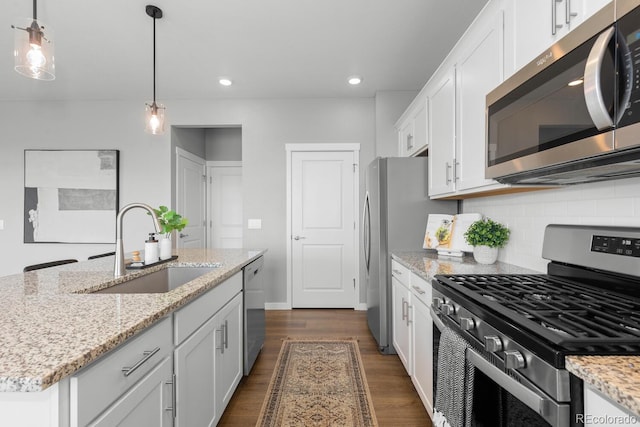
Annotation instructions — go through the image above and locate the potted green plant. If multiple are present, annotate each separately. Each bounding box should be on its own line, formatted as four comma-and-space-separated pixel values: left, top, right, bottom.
464, 217, 510, 264
152, 206, 188, 260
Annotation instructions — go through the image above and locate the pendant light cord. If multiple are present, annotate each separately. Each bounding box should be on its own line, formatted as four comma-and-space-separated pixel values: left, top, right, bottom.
33, 0, 37, 20
152, 13, 156, 104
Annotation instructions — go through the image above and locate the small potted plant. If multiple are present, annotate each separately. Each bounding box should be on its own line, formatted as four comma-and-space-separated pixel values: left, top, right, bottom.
152, 206, 188, 260
464, 217, 510, 264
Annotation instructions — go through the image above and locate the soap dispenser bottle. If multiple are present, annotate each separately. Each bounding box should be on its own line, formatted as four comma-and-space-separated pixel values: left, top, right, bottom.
144, 233, 159, 265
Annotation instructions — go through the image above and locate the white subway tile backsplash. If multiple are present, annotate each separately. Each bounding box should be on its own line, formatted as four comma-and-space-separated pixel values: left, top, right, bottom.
462, 179, 640, 272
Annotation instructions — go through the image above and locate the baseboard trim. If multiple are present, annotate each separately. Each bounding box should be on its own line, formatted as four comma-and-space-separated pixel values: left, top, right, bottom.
265, 302, 292, 310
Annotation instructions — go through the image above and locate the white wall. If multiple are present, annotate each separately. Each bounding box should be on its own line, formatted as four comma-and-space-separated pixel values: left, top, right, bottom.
0, 97, 375, 306
462, 177, 640, 272
205, 127, 242, 161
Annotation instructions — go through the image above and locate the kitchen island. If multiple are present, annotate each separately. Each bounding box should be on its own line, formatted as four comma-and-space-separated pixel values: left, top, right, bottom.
0, 248, 264, 393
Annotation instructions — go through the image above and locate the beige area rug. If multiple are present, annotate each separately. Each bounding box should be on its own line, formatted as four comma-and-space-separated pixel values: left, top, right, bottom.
257, 338, 378, 427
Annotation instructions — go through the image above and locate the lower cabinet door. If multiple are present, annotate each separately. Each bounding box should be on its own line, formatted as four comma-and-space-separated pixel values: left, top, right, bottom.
392, 277, 412, 374
215, 292, 244, 414
174, 314, 218, 427
412, 298, 434, 418
90, 356, 173, 427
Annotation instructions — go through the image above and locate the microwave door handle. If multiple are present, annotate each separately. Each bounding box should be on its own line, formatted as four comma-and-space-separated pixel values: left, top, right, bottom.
584, 26, 615, 130
615, 30, 633, 125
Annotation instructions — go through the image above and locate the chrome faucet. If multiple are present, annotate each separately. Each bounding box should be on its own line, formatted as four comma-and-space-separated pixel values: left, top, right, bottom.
114, 203, 162, 278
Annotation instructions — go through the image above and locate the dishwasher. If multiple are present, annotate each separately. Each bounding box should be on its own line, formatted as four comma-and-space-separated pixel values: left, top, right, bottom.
243, 256, 265, 375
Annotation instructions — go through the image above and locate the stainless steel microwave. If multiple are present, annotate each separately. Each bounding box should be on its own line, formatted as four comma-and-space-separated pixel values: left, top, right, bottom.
486, 0, 640, 185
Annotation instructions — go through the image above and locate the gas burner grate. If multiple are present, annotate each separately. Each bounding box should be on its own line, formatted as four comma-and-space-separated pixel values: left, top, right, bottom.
436, 274, 640, 347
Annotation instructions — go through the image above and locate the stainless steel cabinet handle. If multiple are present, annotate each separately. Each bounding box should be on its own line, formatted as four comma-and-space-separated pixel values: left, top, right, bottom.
293, 235, 306, 240
412, 285, 426, 295
551, 0, 563, 35
165, 374, 177, 418
454, 159, 459, 182
122, 347, 160, 377
407, 133, 414, 150
406, 304, 413, 325
224, 320, 229, 349
216, 327, 224, 353
179, 233, 189, 238
565, 0, 577, 24
392, 269, 402, 276
445, 162, 452, 184
401, 298, 407, 321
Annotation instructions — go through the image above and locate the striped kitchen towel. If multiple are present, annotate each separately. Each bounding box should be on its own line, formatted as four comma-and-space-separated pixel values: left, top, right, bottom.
433, 326, 475, 427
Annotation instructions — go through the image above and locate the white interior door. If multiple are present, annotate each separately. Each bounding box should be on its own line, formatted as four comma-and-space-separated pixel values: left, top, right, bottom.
208, 163, 243, 248
290, 150, 356, 308
176, 148, 206, 248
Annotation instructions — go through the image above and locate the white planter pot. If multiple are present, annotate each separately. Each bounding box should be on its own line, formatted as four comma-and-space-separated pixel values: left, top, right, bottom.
159, 236, 173, 260
473, 245, 498, 265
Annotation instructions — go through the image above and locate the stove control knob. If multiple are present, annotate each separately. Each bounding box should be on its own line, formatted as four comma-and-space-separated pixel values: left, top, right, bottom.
459, 317, 475, 331
432, 297, 443, 309
484, 336, 503, 352
440, 303, 455, 316
504, 350, 526, 370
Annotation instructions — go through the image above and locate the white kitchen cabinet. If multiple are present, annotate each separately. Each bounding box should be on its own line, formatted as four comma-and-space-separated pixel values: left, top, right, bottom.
392, 276, 412, 374
397, 96, 428, 157
409, 274, 434, 419
583, 385, 638, 426
90, 357, 174, 427
504, 0, 612, 77
427, 65, 456, 197
174, 273, 243, 427
428, 1, 506, 198
70, 316, 174, 427
391, 259, 436, 418
215, 292, 243, 414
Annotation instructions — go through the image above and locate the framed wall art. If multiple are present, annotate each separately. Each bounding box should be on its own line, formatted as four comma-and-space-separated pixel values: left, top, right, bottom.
24, 150, 119, 243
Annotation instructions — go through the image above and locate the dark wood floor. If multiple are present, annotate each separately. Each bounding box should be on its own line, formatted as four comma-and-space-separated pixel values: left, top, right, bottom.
218, 309, 432, 426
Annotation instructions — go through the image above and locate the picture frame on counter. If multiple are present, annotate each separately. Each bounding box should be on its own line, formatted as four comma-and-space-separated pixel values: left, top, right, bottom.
23, 149, 119, 243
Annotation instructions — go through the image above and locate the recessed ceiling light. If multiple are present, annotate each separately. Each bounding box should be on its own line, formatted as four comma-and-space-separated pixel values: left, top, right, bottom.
348, 75, 363, 85
219, 78, 233, 86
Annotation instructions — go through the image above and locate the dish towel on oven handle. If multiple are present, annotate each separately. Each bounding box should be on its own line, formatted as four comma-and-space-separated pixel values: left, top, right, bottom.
433, 326, 475, 427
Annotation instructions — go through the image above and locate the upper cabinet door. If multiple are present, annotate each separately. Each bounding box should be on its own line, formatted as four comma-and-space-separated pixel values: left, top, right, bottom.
505, 0, 613, 77
427, 66, 456, 197
455, 9, 504, 191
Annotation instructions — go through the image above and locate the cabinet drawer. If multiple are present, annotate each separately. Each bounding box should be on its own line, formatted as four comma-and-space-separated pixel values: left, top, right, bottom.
391, 260, 411, 286
174, 271, 242, 345
410, 273, 432, 306
70, 316, 173, 427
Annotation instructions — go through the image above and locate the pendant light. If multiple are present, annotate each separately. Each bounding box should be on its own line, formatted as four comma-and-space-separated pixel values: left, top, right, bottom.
145, 5, 165, 135
12, 0, 55, 81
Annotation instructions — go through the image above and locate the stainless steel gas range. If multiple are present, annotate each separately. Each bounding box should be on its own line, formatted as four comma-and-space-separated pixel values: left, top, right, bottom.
431, 224, 640, 427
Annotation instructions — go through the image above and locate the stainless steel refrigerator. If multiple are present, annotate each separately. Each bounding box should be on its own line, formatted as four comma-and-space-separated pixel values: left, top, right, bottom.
363, 157, 457, 354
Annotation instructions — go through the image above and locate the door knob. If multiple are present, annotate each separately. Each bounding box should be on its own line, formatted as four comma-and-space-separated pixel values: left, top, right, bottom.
179, 233, 189, 238
293, 235, 306, 240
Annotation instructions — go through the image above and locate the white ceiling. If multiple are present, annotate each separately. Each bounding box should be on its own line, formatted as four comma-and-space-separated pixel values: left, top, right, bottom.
1, 0, 489, 102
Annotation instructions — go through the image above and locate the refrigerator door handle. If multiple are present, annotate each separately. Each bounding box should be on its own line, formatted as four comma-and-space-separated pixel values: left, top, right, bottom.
363, 191, 371, 272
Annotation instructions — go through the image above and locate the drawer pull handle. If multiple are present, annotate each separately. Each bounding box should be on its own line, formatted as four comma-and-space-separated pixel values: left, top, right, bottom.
412, 285, 426, 295
392, 269, 402, 275
216, 328, 224, 353
122, 347, 160, 377
165, 374, 177, 418
224, 320, 229, 350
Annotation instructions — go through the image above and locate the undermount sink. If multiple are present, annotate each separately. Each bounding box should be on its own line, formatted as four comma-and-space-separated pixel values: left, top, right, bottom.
93, 266, 220, 294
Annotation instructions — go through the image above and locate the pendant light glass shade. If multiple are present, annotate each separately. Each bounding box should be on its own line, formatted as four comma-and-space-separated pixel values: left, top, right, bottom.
13, 17, 55, 81
145, 102, 166, 135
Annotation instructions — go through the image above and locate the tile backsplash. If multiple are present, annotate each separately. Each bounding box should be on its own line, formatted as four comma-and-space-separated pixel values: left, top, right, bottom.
462, 177, 640, 272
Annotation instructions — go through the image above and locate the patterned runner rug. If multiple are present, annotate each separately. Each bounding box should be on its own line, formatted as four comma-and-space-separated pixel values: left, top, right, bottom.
256, 338, 378, 427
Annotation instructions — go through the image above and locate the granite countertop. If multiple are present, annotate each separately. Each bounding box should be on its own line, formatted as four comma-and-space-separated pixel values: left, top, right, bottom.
566, 356, 640, 417
391, 250, 539, 281
0, 248, 265, 393
393, 250, 640, 417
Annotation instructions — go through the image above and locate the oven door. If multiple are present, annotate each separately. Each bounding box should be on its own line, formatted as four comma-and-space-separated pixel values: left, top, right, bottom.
432, 309, 576, 427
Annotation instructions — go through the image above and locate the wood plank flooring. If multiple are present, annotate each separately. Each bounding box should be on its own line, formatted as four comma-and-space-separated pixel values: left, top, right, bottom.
219, 309, 432, 426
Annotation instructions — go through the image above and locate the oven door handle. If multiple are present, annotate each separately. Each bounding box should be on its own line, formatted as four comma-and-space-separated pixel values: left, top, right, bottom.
466, 348, 549, 417
430, 307, 446, 332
